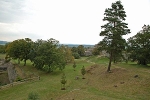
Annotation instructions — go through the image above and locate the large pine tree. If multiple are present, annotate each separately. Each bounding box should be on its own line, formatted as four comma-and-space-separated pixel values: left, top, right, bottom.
99, 1, 130, 72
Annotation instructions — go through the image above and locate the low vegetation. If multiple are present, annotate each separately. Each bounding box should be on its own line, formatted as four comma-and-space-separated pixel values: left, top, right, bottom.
0, 54, 150, 100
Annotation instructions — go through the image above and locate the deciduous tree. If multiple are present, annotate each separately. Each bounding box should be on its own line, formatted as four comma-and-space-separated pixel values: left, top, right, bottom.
77, 45, 85, 57
33, 38, 66, 72
5, 38, 33, 66
127, 25, 150, 65
59, 45, 74, 63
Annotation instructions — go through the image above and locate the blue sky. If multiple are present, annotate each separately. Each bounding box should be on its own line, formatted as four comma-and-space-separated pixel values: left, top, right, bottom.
0, 0, 150, 44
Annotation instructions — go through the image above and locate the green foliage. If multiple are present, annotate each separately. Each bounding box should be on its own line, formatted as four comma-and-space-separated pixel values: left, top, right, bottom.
16, 76, 22, 82
5, 40, 21, 61
59, 45, 74, 63
32, 38, 66, 72
0, 45, 5, 53
71, 47, 78, 53
71, 45, 85, 58
60, 73, 67, 89
127, 25, 150, 65
72, 62, 76, 71
28, 92, 39, 100
5, 38, 67, 72
71, 47, 80, 59
92, 45, 100, 55
99, 1, 130, 71
5, 38, 33, 66
77, 45, 85, 57
72, 52, 80, 59
81, 66, 86, 79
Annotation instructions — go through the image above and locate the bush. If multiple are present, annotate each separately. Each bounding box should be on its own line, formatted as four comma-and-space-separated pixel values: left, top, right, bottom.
81, 66, 86, 79
73, 52, 80, 59
16, 76, 22, 81
61, 73, 67, 90
28, 92, 39, 100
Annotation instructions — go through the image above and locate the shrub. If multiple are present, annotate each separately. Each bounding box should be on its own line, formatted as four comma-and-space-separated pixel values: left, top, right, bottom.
72, 52, 80, 59
28, 92, 39, 100
81, 66, 86, 79
72, 62, 76, 71
60, 73, 67, 90
16, 76, 22, 82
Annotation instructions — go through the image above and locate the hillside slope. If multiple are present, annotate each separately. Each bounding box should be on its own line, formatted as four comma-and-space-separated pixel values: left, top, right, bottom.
0, 56, 150, 100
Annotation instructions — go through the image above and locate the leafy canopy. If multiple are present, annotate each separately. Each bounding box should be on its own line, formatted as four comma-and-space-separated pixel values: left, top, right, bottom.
32, 38, 66, 72
127, 25, 150, 65
5, 38, 33, 66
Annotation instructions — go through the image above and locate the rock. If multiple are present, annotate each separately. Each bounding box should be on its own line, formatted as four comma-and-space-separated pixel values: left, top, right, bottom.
61, 88, 66, 90
108, 71, 112, 73
120, 82, 125, 84
7, 63, 17, 83
134, 75, 138, 78
75, 76, 79, 80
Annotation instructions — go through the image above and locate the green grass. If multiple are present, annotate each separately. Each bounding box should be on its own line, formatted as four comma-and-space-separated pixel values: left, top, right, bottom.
0, 56, 150, 100
0, 53, 5, 59
86, 56, 109, 64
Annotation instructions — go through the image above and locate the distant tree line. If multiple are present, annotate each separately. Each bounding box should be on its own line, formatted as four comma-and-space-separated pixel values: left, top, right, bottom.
71, 45, 85, 59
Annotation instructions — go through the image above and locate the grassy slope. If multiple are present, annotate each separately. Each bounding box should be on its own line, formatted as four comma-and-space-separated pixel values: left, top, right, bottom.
0, 53, 5, 59
0, 55, 150, 100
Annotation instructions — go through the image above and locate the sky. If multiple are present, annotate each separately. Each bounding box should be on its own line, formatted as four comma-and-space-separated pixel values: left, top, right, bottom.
0, 0, 150, 45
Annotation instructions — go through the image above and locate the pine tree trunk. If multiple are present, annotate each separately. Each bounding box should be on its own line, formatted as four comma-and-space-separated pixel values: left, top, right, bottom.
141, 60, 147, 65
48, 65, 50, 73
107, 51, 112, 72
113, 57, 116, 63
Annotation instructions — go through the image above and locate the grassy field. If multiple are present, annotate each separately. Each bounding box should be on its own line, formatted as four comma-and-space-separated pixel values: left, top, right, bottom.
0, 54, 150, 100
0, 53, 5, 59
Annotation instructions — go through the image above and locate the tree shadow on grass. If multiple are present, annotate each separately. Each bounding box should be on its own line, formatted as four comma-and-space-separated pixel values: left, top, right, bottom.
129, 63, 150, 69
49, 70, 63, 76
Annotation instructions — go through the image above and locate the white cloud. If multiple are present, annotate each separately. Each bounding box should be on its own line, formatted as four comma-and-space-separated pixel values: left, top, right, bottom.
122, 0, 150, 39
0, 0, 150, 44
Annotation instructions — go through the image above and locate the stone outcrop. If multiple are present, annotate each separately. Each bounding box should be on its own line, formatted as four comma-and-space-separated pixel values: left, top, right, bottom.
7, 63, 17, 83
0, 59, 17, 83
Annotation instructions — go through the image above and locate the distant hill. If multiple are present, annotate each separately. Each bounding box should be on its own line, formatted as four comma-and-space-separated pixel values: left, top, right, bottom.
0, 40, 94, 47
62, 44, 94, 48
0, 41, 8, 45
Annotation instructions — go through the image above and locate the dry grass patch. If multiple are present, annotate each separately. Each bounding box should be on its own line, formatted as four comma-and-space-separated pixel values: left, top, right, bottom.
85, 64, 150, 99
